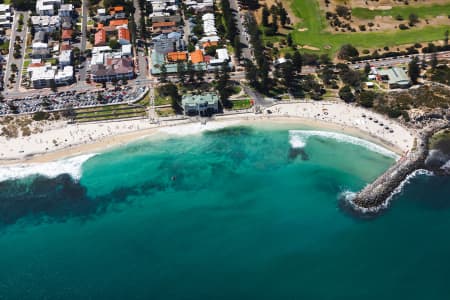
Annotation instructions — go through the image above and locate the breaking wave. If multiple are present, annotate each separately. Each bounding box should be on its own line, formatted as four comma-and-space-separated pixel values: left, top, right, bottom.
289, 130, 398, 159
0, 153, 97, 182
158, 120, 241, 136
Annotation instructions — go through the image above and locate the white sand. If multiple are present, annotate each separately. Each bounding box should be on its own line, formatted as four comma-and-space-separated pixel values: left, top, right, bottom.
0, 101, 416, 164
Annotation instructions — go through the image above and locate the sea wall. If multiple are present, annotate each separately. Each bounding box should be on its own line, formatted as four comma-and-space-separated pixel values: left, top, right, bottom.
350, 121, 450, 212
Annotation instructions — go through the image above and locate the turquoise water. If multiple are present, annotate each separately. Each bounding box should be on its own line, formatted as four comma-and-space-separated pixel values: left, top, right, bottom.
0, 125, 449, 299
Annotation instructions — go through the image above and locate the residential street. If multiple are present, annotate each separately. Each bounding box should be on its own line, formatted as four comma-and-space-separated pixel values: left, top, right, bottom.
229, 0, 252, 62
77, 0, 88, 85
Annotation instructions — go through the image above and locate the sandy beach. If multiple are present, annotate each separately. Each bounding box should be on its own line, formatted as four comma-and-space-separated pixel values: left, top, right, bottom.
0, 101, 416, 165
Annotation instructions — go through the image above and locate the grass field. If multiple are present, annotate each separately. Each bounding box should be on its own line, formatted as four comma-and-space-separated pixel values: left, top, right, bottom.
231, 99, 253, 110
289, 0, 449, 55
352, 3, 450, 19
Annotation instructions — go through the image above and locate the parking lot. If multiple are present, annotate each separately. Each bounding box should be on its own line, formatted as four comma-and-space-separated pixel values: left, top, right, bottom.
0, 86, 147, 115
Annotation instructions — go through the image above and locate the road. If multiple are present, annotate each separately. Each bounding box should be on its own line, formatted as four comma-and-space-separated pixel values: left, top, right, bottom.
78, 0, 88, 85
4, 11, 29, 93
228, 0, 252, 62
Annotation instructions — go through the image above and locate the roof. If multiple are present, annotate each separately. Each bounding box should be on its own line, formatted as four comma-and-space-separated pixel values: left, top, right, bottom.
118, 28, 130, 42
377, 67, 410, 85
91, 57, 134, 77
153, 21, 176, 28
182, 93, 219, 106
61, 29, 73, 40
109, 19, 128, 27
167, 52, 187, 62
110, 6, 124, 13
94, 29, 106, 45
202, 41, 218, 48
190, 50, 204, 64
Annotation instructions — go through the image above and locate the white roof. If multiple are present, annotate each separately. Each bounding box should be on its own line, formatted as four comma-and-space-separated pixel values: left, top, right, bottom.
0, 4, 10, 12
32, 42, 48, 49
216, 48, 229, 61
55, 66, 73, 80
97, 8, 106, 15
59, 50, 72, 62
28, 64, 56, 81
122, 44, 132, 55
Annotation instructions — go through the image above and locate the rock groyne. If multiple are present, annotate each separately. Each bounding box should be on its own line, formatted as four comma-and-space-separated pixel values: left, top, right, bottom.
349, 121, 450, 213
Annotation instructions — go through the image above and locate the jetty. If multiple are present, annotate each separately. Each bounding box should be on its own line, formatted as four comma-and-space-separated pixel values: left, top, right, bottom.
351, 121, 450, 212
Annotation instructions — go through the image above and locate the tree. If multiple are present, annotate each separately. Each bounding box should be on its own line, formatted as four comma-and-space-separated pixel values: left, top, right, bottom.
339, 85, 355, 103
287, 34, 293, 47
49, 80, 57, 92
409, 56, 420, 84
262, 5, 270, 27
431, 52, 438, 71
187, 61, 196, 83
364, 63, 371, 76
177, 63, 186, 82
234, 35, 242, 59
279, 7, 288, 27
292, 51, 303, 73
358, 90, 375, 108
408, 13, 419, 26
445, 30, 449, 46
338, 44, 359, 60
271, 14, 278, 34
196, 69, 205, 82
280, 61, 295, 88
245, 60, 258, 87
109, 39, 120, 50
336, 5, 350, 18
160, 64, 167, 83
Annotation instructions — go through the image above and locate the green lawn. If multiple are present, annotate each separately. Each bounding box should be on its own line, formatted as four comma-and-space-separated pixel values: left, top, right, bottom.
231, 99, 253, 110
352, 3, 450, 20
289, 0, 449, 55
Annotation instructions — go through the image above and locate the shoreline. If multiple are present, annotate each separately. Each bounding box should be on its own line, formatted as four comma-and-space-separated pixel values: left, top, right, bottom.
0, 102, 416, 165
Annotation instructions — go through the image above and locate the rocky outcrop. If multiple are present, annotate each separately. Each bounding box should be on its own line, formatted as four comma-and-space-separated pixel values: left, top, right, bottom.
349, 121, 450, 212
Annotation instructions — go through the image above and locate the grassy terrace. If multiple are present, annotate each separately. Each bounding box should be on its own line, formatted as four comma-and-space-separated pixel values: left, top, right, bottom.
289, 0, 449, 55
352, 4, 450, 19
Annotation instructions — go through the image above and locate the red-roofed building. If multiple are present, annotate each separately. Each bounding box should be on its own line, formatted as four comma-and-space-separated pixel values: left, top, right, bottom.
61, 29, 73, 41
95, 29, 107, 46
109, 19, 129, 27
117, 27, 130, 45
190, 50, 204, 64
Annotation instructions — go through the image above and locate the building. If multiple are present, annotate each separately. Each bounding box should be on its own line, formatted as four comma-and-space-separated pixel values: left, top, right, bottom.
58, 4, 74, 17
167, 51, 187, 62
210, 48, 229, 66
31, 41, 50, 59
121, 44, 132, 56
0, 4, 12, 28
91, 57, 134, 82
182, 93, 219, 116
152, 21, 176, 32
36, 0, 62, 16
27, 63, 56, 88
190, 49, 204, 64
109, 19, 128, 27
61, 29, 73, 41
31, 15, 61, 32
377, 67, 411, 89
59, 49, 72, 67
117, 27, 130, 45
54, 66, 73, 85
94, 29, 107, 46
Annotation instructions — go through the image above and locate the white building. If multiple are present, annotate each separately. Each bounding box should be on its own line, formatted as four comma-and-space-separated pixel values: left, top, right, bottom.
31, 15, 61, 32
202, 13, 217, 36
28, 63, 56, 88
58, 4, 73, 17
55, 66, 73, 85
36, 0, 62, 16
210, 48, 229, 66
59, 49, 72, 67
0, 4, 12, 28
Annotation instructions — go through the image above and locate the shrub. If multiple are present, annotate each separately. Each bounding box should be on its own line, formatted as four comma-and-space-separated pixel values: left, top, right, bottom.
399, 24, 409, 30
33, 111, 50, 121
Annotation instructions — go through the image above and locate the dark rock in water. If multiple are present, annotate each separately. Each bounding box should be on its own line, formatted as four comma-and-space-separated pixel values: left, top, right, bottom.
289, 148, 309, 161
425, 149, 450, 172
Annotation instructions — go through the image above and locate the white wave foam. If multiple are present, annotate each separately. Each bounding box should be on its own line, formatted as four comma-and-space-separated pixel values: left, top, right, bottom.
345, 169, 434, 214
441, 160, 450, 171
0, 153, 97, 182
289, 130, 398, 159
158, 120, 240, 136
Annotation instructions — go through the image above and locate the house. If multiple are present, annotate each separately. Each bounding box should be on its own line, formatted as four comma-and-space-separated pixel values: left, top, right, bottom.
377, 67, 410, 89
61, 29, 73, 41
0, 4, 12, 28
91, 57, 134, 82
117, 27, 130, 45
150, 15, 181, 24
190, 50, 204, 64
167, 51, 187, 62
202, 13, 217, 36
94, 29, 107, 46
58, 4, 73, 17
182, 93, 219, 116
153, 34, 180, 54
33, 31, 48, 43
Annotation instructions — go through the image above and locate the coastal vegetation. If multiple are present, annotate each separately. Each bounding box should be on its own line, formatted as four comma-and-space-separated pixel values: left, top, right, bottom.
351, 4, 450, 20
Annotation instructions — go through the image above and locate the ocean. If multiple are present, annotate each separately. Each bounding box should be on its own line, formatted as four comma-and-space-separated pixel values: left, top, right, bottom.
0, 124, 449, 300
